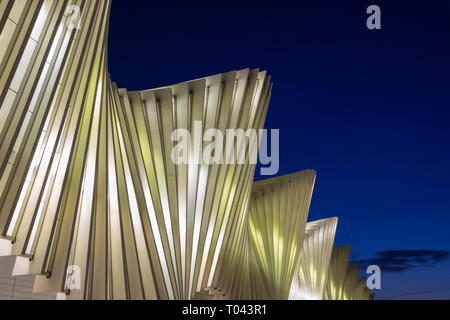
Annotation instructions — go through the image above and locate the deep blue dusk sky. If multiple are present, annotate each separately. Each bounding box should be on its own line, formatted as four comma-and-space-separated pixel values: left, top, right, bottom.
108, 0, 450, 299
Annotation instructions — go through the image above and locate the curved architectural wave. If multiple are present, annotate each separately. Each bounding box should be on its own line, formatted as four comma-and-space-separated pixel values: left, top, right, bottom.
324, 246, 372, 300
289, 217, 338, 300
0, 0, 371, 300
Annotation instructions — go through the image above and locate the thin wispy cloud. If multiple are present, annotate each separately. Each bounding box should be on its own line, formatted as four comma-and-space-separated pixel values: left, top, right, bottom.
352, 250, 450, 273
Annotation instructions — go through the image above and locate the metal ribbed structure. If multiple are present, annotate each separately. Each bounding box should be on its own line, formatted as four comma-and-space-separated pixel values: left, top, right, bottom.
0, 0, 372, 300
247, 170, 316, 299
324, 246, 371, 300
0, 0, 272, 300
105, 69, 271, 300
289, 217, 337, 300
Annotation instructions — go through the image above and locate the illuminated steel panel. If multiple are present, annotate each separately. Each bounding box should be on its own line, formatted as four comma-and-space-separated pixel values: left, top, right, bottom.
246, 170, 316, 299
324, 245, 371, 300
0, 0, 371, 300
289, 217, 337, 300
0, 0, 272, 300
